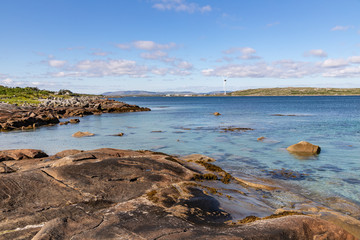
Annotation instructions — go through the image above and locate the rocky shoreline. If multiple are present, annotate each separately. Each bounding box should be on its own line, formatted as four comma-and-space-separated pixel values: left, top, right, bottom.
0, 97, 150, 131
0, 148, 359, 239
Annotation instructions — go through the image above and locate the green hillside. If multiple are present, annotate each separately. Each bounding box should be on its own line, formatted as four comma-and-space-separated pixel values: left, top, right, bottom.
230, 87, 360, 96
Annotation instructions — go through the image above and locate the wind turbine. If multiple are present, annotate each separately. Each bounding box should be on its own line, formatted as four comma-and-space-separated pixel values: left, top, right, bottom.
223, 78, 227, 95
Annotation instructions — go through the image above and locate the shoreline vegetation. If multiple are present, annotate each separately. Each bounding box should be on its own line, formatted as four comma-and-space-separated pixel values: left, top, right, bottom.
1, 85, 360, 238
0, 86, 150, 131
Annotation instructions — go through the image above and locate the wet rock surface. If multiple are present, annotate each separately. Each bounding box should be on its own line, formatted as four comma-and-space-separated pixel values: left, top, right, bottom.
0, 97, 150, 131
0, 148, 357, 239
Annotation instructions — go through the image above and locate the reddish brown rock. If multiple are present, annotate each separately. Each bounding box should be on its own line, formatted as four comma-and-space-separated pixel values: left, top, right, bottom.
0, 148, 356, 239
69, 118, 80, 124
0, 98, 150, 131
287, 141, 321, 155
0, 149, 48, 161
72, 131, 95, 138
112, 132, 124, 136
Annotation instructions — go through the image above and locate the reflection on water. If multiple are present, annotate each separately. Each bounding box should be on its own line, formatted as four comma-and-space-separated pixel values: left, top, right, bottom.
0, 96, 359, 205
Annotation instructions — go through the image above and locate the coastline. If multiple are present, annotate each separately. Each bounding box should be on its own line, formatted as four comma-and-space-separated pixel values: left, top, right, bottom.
0, 97, 150, 131
1, 96, 359, 239
0, 148, 359, 239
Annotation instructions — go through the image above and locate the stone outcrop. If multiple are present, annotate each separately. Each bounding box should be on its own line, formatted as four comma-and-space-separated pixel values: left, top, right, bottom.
72, 131, 95, 138
0, 148, 357, 239
287, 141, 321, 155
69, 118, 80, 124
0, 149, 48, 161
213, 112, 221, 116
0, 97, 150, 131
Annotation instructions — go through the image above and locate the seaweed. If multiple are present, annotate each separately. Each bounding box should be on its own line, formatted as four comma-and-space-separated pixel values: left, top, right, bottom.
146, 190, 159, 203
192, 173, 218, 181
235, 211, 303, 225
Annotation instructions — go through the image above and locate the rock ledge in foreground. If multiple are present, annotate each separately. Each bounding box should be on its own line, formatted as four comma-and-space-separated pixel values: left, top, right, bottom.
0, 148, 356, 240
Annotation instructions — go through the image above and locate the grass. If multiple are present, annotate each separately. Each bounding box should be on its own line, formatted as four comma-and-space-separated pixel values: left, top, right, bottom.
0, 85, 92, 105
231, 87, 360, 96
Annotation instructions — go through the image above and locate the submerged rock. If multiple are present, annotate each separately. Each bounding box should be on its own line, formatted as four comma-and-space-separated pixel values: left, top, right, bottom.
213, 112, 221, 116
72, 131, 95, 138
59, 121, 69, 125
287, 141, 321, 155
182, 154, 216, 162
69, 118, 80, 124
112, 132, 124, 136
221, 127, 254, 132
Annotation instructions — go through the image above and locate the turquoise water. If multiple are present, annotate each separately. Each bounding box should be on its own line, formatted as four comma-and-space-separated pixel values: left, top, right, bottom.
1, 96, 359, 204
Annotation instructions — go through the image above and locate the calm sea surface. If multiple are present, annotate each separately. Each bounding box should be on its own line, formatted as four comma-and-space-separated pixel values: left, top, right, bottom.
1, 96, 359, 204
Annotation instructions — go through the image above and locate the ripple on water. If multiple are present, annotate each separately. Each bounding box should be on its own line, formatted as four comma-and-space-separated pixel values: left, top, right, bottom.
318, 164, 344, 173
342, 178, 360, 185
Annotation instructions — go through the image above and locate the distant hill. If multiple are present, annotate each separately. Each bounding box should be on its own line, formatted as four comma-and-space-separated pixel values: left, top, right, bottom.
231, 87, 360, 96
103, 90, 197, 96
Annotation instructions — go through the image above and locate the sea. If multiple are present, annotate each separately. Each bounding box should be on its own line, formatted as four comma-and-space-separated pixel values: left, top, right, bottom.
1, 96, 359, 205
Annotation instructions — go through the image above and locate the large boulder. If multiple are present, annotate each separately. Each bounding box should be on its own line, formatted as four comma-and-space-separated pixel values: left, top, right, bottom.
287, 141, 321, 155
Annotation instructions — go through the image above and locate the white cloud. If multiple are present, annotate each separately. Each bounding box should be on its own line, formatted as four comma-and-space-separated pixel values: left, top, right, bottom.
140, 50, 168, 60
239, 55, 261, 60
151, 68, 168, 76
73, 59, 148, 77
200, 5, 212, 13
322, 66, 360, 77
348, 56, 360, 63
202, 56, 360, 79
92, 52, 110, 56
133, 40, 177, 51
49, 57, 193, 78
177, 61, 193, 69
48, 59, 67, 67
304, 49, 328, 58
202, 60, 319, 79
331, 25, 352, 31
152, 67, 191, 76
2, 78, 14, 85
223, 47, 261, 60
152, 0, 211, 13
116, 44, 131, 50
321, 58, 348, 68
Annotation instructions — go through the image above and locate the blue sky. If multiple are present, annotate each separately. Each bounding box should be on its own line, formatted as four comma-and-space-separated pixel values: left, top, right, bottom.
1, 0, 360, 93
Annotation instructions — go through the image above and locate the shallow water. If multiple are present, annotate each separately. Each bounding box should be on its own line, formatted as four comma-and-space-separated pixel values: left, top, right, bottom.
1, 96, 359, 205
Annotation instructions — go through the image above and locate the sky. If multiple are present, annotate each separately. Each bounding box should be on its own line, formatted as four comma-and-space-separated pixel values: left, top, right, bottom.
1, 0, 360, 94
